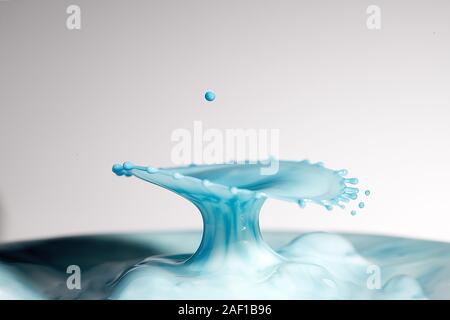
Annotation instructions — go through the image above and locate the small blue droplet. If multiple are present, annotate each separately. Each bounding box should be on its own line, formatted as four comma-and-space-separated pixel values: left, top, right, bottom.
112, 164, 123, 174
123, 161, 134, 170
358, 202, 365, 209
365, 190, 371, 196
351, 210, 357, 216
205, 91, 216, 102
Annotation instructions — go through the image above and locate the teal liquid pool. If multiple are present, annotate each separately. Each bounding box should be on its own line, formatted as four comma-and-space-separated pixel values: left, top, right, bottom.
1, 232, 450, 299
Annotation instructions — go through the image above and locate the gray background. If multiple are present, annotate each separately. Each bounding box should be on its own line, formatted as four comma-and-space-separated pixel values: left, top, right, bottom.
1, 0, 449, 243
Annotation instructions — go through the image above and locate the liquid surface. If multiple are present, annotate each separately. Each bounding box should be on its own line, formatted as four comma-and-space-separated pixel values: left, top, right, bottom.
1, 232, 450, 299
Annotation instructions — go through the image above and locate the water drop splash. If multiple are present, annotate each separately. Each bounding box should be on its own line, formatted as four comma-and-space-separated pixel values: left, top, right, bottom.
112, 160, 359, 213
109, 160, 424, 299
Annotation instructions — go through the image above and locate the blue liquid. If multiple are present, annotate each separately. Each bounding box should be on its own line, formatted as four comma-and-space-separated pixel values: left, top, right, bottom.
2, 231, 450, 299
0, 161, 449, 299
204, 91, 216, 101
106, 160, 426, 299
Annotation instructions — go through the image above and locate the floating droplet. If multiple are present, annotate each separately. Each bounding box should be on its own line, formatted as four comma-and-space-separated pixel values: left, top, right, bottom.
358, 202, 365, 209
204, 91, 216, 102
365, 190, 371, 196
